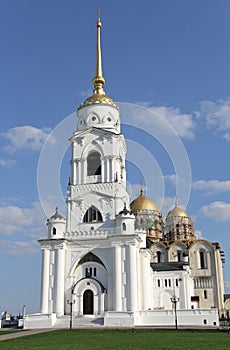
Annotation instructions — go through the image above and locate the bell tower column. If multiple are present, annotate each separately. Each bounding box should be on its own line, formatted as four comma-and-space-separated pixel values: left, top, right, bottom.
113, 245, 122, 311
40, 247, 50, 314
141, 250, 152, 310
127, 244, 138, 311
54, 244, 66, 316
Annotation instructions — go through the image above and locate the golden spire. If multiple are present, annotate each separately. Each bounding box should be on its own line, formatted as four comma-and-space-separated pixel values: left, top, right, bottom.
92, 9, 106, 95
78, 9, 118, 110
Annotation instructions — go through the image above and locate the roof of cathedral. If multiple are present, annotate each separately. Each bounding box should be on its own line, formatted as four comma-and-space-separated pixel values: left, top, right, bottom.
130, 188, 158, 212
78, 10, 119, 110
167, 200, 188, 218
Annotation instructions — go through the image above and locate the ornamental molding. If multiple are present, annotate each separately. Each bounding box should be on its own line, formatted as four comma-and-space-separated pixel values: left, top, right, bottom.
53, 242, 67, 250
40, 244, 52, 250
75, 137, 84, 146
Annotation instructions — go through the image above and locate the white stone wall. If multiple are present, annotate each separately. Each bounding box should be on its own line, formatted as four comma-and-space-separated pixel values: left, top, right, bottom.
152, 269, 194, 311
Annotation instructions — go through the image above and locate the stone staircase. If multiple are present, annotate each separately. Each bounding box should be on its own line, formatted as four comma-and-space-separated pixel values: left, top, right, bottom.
54, 315, 104, 328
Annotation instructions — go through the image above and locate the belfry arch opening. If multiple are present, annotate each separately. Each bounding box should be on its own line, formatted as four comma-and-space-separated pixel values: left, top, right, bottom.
87, 151, 101, 176
83, 206, 103, 223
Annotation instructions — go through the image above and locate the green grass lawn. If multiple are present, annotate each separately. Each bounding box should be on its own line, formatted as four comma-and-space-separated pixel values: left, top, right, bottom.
0, 329, 229, 350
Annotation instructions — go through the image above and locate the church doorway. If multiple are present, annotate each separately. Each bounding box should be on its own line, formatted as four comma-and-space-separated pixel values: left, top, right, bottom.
83, 289, 94, 314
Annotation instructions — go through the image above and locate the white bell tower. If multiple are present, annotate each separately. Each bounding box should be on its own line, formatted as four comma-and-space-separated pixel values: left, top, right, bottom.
37, 10, 141, 324
65, 10, 130, 237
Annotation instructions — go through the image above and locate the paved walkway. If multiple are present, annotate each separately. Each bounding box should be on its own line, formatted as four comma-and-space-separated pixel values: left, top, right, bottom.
0, 328, 55, 341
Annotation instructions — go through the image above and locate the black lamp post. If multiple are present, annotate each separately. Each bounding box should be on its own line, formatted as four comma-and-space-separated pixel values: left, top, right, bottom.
170, 294, 179, 330
67, 287, 75, 330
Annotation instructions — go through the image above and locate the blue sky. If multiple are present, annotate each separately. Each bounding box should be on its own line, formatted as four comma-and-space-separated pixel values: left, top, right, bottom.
0, 0, 229, 315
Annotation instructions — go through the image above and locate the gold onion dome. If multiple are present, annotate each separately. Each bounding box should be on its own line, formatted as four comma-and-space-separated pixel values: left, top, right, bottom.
78, 9, 118, 110
167, 200, 188, 218
130, 189, 159, 212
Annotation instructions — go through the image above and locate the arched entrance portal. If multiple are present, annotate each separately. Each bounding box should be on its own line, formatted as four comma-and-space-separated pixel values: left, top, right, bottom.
72, 277, 106, 316
83, 289, 94, 315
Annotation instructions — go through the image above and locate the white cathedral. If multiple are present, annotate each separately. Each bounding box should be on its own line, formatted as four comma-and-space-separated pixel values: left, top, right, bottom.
24, 13, 226, 329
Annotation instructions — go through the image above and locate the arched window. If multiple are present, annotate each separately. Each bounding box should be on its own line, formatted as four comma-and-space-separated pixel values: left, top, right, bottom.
177, 250, 181, 262
83, 206, 103, 223
87, 151, 101, 176
157, 251, 162, 263
122, 223, 126, 231
204, 290, 207, 299
200, 250, 207, 269
52, 227, 56, 235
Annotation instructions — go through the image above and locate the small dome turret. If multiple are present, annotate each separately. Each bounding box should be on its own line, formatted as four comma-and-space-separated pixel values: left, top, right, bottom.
49, 207, 65, 221
118, 203, 133, 216
47, 207, 66, 239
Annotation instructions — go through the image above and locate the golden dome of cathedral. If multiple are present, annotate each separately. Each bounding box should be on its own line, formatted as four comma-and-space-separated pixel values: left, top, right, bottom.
79, 93, 118, 109
167, 201, 188, 218
130, 189, 158, 212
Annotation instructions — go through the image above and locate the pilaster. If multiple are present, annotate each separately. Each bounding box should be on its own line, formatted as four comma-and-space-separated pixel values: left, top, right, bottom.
40, 247, 50, 314
54, 243, 66, 316
113, 245, 122, 311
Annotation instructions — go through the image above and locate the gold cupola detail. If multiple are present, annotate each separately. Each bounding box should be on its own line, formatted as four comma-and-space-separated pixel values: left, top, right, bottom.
166, 199, 188, 218
130, 188, 159, 212
164, 199, 195, 243
78, 9, 118, 110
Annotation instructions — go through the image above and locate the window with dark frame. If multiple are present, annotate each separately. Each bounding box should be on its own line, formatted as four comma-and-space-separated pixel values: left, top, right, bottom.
87, 151, 101, 176
85, 267, 97, 278
157, 251, 161, 263
200, 250, 207, 269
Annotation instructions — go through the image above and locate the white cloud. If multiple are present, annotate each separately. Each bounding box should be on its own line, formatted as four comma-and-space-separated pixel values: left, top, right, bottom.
0, 202, 45, 236
196, 98, 230, 141
149, 106, 195, 139
127, 102, 195, 140
164, 174, 177, 185
2, 125, 55, 153
0, 198, 65, 238
195, 230, 203, 239
0, 158, 16, 167
0, 199, 65, 256
200, 201, 230, 222
0, 240, 39, 256
0, 206, 34, 235
193, 180, 230, 194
